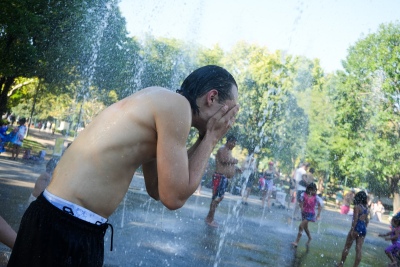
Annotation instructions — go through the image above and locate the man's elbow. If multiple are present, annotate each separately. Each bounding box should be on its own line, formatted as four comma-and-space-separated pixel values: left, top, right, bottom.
161, 197, 187, 210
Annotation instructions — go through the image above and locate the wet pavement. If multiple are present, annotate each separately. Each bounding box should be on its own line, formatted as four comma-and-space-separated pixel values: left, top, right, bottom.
0, 129, 393, 266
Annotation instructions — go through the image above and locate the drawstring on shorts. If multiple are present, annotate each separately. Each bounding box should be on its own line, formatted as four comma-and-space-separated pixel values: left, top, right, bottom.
106, 223, 114, 251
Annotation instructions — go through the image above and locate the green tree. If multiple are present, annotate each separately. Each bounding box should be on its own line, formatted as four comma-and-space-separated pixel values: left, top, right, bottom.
196, 44, 225, 66
224, 42, 308, 174
292, 57, 336, 180
0, 0, 39, 115
332, 22, 400, 209
0, 0, 126, 115
138, 36, 197, 91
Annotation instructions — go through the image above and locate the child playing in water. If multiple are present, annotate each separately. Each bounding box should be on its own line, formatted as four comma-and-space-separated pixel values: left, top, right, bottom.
337, 191, 369, 267
379, 215, 400, 266
291, 182, 323, 247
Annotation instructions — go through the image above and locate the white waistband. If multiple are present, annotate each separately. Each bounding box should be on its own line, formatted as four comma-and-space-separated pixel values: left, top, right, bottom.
43, 189, 107, 225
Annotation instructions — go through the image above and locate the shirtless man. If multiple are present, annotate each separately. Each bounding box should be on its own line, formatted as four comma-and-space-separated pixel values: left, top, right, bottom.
8, 65, 239, 266
205, 135, 238, 227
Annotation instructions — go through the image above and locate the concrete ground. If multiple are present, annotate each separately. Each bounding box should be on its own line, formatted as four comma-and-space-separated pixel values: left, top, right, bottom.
0, 129, 394, 266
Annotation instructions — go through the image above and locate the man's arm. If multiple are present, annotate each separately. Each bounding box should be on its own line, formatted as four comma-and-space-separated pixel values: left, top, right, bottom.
142, 160, 159, 200
0, 216, 16, 249
32, 172, 51, 198
154, 98, 239, 210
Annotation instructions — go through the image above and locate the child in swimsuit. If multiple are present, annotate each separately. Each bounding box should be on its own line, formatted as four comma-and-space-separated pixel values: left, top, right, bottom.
291, 183, 323, 247
379, 215, 400, 266
337, 191, 369, 267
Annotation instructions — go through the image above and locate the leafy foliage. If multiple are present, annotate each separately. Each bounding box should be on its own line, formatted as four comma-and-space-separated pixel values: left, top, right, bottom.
332, 22, 400, 207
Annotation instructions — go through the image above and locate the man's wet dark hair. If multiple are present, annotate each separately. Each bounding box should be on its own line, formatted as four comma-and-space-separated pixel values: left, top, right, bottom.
306, 182, 317, 194
177, 65, 237, 115
354, 191, 368, 205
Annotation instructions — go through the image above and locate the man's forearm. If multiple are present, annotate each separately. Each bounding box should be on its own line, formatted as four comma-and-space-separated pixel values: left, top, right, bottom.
143, 160, 160, 200
0, 216, 16, 249
187, 135, 217, 193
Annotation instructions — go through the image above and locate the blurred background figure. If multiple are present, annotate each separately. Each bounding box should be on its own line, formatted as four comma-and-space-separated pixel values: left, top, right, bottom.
241, 156, 257, 205
340, 189, 355, 215
317, 177, 325, 199
10, 118, 27, 160
373, 200, 385, 222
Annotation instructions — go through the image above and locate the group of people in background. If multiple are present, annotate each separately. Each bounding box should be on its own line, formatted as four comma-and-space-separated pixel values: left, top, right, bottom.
239, 158, 282, 212
337, 188, 387, 223
0, 117, 27, 160
337, 193, 400, 267
37, 120, 56, 134
235, 157, 397, 266
1, 117, 59, 162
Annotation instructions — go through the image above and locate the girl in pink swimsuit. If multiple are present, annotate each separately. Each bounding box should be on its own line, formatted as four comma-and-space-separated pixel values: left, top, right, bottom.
291, 183, 324, 247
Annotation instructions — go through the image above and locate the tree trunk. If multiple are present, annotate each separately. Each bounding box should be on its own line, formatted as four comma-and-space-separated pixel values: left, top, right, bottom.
0, 76, 16, 116
26, 80, 42, 137
392, 175, 400, 213
0, 77, 4, 114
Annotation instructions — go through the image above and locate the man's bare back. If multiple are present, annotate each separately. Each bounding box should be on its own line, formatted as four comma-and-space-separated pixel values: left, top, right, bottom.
48, 87, 194, 217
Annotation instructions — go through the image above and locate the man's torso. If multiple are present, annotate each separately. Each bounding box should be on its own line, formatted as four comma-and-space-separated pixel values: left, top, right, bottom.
47, 87, 191, 218
215, 146, 236, 178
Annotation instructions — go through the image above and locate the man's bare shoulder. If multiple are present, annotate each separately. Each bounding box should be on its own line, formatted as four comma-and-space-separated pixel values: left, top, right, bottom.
139, 87, 192, 124
130, 87, 182, 100
216, 145, 229, 157
124, 87, 190, 114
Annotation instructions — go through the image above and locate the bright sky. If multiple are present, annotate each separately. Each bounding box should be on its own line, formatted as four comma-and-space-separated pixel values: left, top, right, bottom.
119, 0, 400, 73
